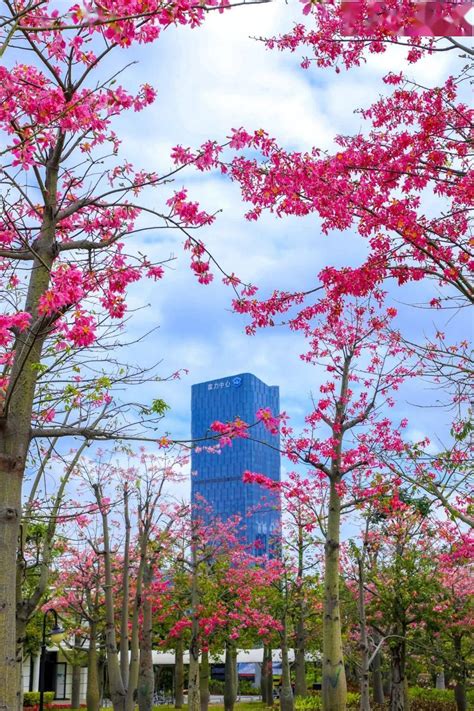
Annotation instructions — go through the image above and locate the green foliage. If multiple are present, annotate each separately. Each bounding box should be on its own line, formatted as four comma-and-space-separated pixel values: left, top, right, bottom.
141, 398, 170, 416
451, 419, 472, 442
23, 691, 55, 707
408, 686, 474, 708
207, 678, 259, 694
295, 692, 360, 710
23, 613, 45, 657
239, 680, 260, 694
409, 687, 454, 702
208, 679, 225, 693
295, 695, 323, 710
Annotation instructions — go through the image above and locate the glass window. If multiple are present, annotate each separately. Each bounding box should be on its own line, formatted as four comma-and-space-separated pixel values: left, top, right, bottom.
55, 663, 67, 700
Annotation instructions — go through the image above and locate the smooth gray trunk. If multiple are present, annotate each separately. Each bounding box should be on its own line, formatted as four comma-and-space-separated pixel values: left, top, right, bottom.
294, 523, 307, 699
454, 635, 467, 711
371, 647, 384, 705
120, 487, 131, 690
294, 616, 307, 698
137, 576, 153, 711
200, 650, 210, 711
71, 664, 82, 709
174, 639, 184, 709
357, 559, 370, 711
187, 541, 200, 711
87, 623, 100, 711
224, 642, 238, 711
322, 478, 347, 711
279, 617, 294, 711
261, 646, 273, 706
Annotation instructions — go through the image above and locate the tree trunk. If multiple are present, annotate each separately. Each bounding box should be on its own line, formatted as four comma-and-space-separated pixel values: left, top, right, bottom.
371, 646, 384, 705
224, 642, 238, 711
357, 559, 370, 711
200, 651, 210, 711
0, 458, 24, 711
71, 663, 82, 709
120, 487, 131, 690
322, 478, 347, 711
94, 486, 126, 711
14, 617, 26, 711
261, 646, 273, 706
279, 617, 294, 711
294, 614, 307, 698
389, 640, 406, 711
137, 580, 154, 711
187, 634, 200, 711
454, 684, 467, 711
87, 623, 101, 711
187, 542, 200, 711
1, 136, 63, 711
125, 549, 146, 711
453, 635, 467, 711
294, 523, 307, 699
174, 639, 184, 709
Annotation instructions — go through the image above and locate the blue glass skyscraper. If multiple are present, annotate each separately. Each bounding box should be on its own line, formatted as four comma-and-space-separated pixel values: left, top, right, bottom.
191, 373, 281, 555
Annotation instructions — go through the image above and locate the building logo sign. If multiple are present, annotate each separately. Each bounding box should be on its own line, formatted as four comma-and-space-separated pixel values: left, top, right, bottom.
207, 376, 243, 391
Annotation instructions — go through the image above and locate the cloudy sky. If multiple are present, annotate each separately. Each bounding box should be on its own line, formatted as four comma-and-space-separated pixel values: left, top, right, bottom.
36, 1, 469, 500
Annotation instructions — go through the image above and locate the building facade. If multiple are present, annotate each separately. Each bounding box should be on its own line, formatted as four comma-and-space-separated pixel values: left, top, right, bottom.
191, 373, 281, 555
22, 650, 88, 702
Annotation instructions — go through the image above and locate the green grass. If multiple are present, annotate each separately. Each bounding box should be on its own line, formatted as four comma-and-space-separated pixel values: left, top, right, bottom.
150, 701, 265, 711
99, 701, 265, 711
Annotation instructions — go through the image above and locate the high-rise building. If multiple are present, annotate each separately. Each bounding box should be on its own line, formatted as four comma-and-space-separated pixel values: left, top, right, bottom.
191, 373, 281, 555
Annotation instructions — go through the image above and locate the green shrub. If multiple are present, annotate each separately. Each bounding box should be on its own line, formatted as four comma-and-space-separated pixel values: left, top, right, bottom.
295, 695, 322, 711
408, 686, 474, 710
295, 692, 360, 710
408, 687, 454, 702
238, 680, 260, 694
23, 692, 40, 707
209, 679, 225, 694
23, 691, 55, 707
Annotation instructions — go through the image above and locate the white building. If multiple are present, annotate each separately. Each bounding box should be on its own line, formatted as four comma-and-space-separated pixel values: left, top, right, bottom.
22, 649, 88, 702
23, 648, 320, 704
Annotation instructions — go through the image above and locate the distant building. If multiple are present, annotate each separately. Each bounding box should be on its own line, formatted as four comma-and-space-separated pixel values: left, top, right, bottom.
191, 373, 281, 555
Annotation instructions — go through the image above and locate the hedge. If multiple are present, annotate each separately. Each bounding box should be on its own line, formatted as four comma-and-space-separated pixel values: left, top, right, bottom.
23, 692, 55, 707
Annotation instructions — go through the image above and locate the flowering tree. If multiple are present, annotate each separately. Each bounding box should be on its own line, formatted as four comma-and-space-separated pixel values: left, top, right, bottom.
171, 1, 473, 550
15, 436, 93, 697
243, 469, 323, 701
208, 301, 414, 710
0, 0, 268, 704
81, 449, 185, 711
162, 501, 280, 711
427, 524, 474, 711
174, 71, 472, 318
40, 448, 186, 711
352, 506, 451, 711
198, 547, 280, 711
48, 547, 106, 711
167, 11, 472, 708
267, 1, 472, 67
